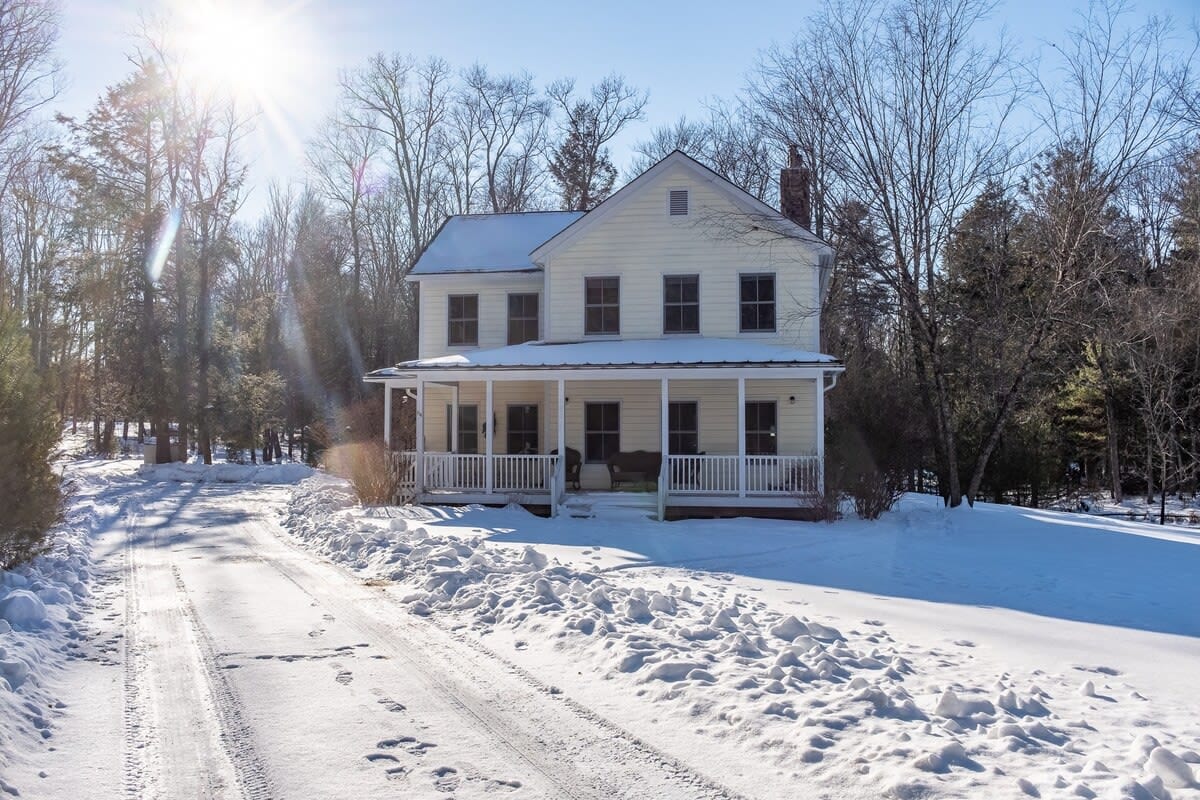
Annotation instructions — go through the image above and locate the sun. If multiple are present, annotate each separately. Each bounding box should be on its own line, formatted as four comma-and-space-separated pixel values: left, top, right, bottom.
174, 0, 295, 106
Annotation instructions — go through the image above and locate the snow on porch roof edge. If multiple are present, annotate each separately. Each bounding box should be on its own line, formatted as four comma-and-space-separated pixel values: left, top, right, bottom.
364, 338, 842, 380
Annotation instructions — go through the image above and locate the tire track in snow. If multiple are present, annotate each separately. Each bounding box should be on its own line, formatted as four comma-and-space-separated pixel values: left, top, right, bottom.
168, 565, 275, 800
121, 491, 271, 800
121, 506, 153, 800
252, 515, 746, 800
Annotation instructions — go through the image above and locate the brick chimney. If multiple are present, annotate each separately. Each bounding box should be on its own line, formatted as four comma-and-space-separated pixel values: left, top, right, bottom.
779, 144, 812, 230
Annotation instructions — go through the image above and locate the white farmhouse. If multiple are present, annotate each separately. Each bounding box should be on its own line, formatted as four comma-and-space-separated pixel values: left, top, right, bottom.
366, 150, 843, 518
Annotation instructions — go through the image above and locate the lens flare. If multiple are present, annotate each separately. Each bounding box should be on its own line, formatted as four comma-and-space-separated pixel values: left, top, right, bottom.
146, 207, 181, 283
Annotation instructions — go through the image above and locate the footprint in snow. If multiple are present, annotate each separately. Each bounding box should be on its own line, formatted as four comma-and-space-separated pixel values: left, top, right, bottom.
335, 670, 353, 685
432, 766, 460, 793
376, 698, 406, 713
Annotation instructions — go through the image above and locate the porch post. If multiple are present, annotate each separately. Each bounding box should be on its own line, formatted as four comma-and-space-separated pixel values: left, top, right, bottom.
484, 378, 494, 495
383, 382, 392, 449
450, 384, 460, 453
737, 376, 746, 498
415, 376, 425, 494
660, 377, 669, 520
556, 378, 566, 499
815, 371, 825, 495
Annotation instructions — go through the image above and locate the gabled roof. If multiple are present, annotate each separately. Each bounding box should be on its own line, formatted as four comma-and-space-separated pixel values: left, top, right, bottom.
365, 337, 840, 379
409, 211, 583, 276
530, 150, 829, 263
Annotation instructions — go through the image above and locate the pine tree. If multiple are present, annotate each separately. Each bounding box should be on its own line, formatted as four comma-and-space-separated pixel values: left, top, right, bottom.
548, 101, 616, 211
0, 311, 61, 567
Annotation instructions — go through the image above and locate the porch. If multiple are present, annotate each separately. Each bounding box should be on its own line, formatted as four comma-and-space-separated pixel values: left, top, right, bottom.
366, 338, 843, 519
387, 450, 824, 512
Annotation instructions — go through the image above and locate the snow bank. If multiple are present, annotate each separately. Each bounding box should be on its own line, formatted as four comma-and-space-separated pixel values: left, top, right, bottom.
0, 458, 111, 796
139, 461, 313, 485
281, 482, 1200, 799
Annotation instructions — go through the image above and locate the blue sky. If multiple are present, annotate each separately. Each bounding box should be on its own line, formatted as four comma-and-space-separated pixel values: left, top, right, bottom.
56, 0, 1198, 218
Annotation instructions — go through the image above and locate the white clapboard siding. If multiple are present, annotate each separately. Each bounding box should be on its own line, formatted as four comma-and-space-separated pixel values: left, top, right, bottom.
543, 161, 820, 350
418, 274, 543, 359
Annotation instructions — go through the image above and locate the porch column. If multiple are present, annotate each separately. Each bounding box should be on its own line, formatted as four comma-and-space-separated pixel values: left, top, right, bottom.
737, 376, 746, 498
484, 378, 494, 495
815, 371, 825, 495
556, 379, 566, 501
383, 382, 392, 449
415, 376, 425, 494
660, 377, 669, 481
450, 384, 460, 453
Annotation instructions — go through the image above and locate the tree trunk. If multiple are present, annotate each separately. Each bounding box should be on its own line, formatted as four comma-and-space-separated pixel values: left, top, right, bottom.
197, 239, 213, 464
1105, 390, 1122, 501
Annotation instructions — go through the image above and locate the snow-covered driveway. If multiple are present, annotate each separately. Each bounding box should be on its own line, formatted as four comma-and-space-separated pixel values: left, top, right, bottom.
19, 469, 737, 799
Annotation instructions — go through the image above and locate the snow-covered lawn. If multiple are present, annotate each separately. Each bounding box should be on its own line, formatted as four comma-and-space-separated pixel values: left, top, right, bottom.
285, 482, 1200, 799
4, 451, 1199, 799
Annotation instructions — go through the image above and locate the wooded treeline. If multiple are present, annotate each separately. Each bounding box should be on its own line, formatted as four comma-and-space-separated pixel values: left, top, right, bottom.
1, 0, 1198, 545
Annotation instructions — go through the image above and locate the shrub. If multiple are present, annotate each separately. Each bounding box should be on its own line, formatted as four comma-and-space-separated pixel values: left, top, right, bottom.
826, 425, 905, 521
324, 440, 405, 505
0, 313, 62, 568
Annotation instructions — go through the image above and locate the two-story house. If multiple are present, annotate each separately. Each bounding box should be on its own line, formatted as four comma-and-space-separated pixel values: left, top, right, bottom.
365, 150, 843, 518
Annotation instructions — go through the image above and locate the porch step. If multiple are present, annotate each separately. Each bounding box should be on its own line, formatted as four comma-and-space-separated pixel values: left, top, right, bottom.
560, 491, 658, 520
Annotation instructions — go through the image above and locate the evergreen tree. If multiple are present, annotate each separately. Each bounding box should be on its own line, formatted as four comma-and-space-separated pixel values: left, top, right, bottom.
0, 311, 61, 567
548, 102, 617, 211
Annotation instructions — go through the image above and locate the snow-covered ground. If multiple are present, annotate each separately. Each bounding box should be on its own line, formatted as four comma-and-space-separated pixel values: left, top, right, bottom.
284, 483, 1200, 800
2, 451, 1199, 799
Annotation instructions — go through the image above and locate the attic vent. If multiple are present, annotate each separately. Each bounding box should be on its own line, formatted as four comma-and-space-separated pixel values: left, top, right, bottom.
669, 189, 689, 216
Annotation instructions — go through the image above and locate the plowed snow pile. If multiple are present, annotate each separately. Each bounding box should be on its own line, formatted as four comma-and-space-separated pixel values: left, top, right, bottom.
283, 480, 1200, 800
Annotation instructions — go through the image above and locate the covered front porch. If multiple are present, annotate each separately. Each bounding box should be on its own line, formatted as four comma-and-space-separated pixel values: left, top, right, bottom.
366, 338, 842, 519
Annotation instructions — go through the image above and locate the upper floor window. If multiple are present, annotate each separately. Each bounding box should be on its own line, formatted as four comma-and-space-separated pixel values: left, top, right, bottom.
739, 273, 776, 332
584, 276, 620, 335
448, 294, 479, 346
663, 275, 699, 334
668, 189, 689, 216
507, 293, 539, 345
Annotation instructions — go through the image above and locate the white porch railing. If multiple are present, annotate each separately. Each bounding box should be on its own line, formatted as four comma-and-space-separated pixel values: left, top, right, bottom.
392, 451, 820, 502
666, 454, 821, 496
491, 454, 557, 492
394, 451, 558, 494
666, 454, 740, 494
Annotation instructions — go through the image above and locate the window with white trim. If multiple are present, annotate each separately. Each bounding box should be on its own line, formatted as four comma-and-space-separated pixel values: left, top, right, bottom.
584, 402, 620, 463
739, 274, 776, 332
445, 404, 479, 453
584, 277, 620, 335
506, 405, 539, 454
668, 401, 699, 454
663, 274, 700, 334
507, 293, 539, 345
447, 294, 479, 346
744, 401, 777, 455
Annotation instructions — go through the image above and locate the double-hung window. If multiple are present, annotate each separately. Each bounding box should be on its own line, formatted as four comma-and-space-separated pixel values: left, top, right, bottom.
584, 402, 620, 463
739, 274, 776, 332
448, 294, 479, 346
744, 401, 777, 455
584, 277, 620, 335
506, 405, 539, 454
663, 275, 699, 334
668, 401, 699, 454
507, 293, 539, 345
445, 405, 479, 453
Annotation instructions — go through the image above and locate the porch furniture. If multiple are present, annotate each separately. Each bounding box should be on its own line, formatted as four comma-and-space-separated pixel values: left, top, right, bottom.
551, 447, 582, 490
607, 450, 662, 489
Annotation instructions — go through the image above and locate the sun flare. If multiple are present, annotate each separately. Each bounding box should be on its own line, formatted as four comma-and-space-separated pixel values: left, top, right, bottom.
175, 0, 295, 105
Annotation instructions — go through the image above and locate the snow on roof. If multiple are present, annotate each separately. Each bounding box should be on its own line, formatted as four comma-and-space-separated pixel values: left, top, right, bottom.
367, 338, 839, 378
410, 211, 585, 276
